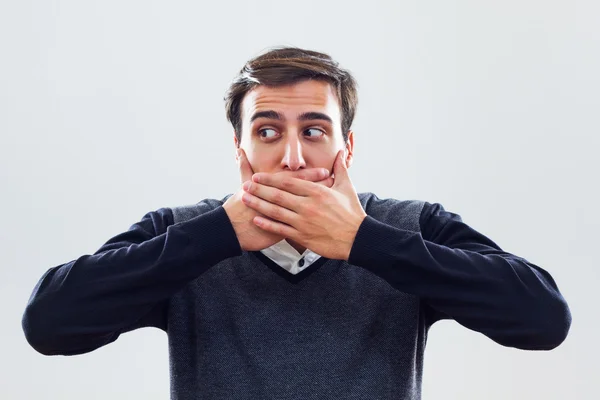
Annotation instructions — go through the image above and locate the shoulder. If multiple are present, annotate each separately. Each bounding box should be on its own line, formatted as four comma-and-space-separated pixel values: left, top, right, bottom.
357, 193, 458, 239
135, 194, 233, 237
358, 192, 426, 233
169, 194, 234, 225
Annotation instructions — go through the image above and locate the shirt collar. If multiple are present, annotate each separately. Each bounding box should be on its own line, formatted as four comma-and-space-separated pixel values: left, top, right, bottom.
259, 239, 322, 274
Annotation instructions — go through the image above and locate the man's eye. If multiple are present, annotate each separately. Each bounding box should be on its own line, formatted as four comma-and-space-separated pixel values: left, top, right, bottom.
305, 128, 324, 138
258, 128, 278, 138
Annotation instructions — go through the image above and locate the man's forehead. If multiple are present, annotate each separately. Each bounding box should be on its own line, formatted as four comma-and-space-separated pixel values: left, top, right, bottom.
242, 81, 340, 121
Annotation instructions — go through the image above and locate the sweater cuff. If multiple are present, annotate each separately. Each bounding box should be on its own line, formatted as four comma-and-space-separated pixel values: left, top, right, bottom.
181, 206, 243, 265
348, 215, 415, 268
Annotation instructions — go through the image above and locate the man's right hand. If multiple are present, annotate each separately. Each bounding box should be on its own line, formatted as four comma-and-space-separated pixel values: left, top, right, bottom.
223, 149, 334, 252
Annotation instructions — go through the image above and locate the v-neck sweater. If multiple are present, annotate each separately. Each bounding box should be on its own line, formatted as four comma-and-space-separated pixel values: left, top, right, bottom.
22, 192, 571, 400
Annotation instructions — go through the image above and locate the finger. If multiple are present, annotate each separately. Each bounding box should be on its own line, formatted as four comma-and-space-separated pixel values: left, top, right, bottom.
252, 167, 329, 196
238, 149, 255, 184
252, 173, 320, 197
253, 215, 297, 239
280, 168, 330, 183
332, 149, 349, 188
315, 176, 335, 188
245, 180, 300, 212
242, 191, 298, 226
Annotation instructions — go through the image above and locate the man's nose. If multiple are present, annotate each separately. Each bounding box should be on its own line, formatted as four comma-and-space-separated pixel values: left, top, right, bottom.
280, 134, 307, 171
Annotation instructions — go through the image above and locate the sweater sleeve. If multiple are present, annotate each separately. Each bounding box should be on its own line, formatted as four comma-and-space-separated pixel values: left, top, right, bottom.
22, 205, 242, 356
347, 201, 571, 350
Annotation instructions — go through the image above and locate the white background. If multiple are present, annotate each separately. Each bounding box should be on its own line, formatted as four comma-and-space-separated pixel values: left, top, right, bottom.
1, 1, 598, 399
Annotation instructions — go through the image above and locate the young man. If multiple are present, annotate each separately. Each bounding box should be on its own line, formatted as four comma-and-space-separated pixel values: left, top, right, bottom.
22, 47, 571, 399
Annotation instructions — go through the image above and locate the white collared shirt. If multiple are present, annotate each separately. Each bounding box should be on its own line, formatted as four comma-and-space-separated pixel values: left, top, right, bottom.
260, 239, 322, 275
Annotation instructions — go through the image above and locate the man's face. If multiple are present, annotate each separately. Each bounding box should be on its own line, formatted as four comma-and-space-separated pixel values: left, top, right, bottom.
234, 80, 354, 177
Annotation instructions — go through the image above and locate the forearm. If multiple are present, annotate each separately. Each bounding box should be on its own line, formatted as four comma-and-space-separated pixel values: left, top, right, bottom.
22, 206, 241, 356
348, 214, 571, 350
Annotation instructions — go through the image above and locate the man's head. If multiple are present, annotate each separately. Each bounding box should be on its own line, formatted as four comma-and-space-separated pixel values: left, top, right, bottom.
224, 47, 358, 175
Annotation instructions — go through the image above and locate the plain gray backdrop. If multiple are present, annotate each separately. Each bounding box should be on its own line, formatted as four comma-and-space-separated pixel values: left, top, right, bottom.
1, 1, 598, 399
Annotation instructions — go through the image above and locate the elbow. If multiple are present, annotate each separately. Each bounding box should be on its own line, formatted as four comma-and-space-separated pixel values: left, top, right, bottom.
536, 294, 572, 350
22, 266, 73, 355
22, 301, 61, 356
22, 298, 119, 356
487, 292, 572, 351
513, 293, 572, 351
22, 264, 115, 356
22, 298, 86, 356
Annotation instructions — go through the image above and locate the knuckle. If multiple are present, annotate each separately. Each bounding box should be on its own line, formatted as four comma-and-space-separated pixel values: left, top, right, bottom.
305, 205, 318, 218
274, 190, 285, 204
270, 205, 282, 220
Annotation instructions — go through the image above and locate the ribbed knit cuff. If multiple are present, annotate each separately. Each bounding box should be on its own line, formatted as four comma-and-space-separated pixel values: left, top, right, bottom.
348, 215, 414, 268
182, 206, 243, 265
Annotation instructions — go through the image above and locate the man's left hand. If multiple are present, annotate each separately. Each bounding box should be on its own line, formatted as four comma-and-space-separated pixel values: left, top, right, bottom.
241, 150, 367, 261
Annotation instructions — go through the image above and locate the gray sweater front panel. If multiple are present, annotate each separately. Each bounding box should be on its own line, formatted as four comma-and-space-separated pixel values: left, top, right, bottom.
168, 192, 428, 400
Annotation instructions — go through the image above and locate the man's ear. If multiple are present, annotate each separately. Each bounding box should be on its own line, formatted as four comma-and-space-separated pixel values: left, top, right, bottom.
233, 133, 240, 161
345, 130, 355, 168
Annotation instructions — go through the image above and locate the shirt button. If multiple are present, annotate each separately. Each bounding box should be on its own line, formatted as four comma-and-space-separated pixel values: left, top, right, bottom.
299, 258, 305, 267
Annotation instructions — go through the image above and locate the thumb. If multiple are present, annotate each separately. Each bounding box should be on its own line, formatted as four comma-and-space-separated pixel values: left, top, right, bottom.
237, 148, 255, 184
332, 149, 350, 189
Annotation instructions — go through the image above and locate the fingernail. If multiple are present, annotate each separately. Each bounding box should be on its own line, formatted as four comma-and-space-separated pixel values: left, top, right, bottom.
243, 181, 251, 191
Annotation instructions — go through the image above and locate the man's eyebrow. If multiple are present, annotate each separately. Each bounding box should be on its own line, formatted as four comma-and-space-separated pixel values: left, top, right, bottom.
250, 110, 283, 123
298, 112, 333, 123
250, 110, 333, 124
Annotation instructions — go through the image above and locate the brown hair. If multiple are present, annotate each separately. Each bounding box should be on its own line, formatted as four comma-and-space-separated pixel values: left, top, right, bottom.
224, 46, 358, 145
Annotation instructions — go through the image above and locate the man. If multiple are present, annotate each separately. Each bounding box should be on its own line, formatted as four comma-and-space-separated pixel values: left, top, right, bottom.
22, 47, 571, 399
